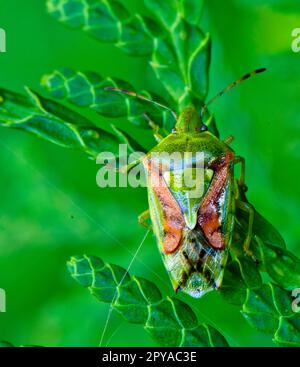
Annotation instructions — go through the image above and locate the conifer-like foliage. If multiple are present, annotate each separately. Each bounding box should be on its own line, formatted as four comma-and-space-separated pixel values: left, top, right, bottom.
0, 0, 299, 346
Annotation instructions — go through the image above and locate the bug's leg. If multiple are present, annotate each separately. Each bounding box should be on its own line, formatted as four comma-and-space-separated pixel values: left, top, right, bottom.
235, 200, 255, 259
138, 209, 152, 231
110, 157, 142, 174
234, 156, 246, 189
143, 113, 164, 143
223, 135, 235, 145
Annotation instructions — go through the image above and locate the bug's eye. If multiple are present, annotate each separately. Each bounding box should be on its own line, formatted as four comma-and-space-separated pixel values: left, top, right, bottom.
201, 124, 208, 132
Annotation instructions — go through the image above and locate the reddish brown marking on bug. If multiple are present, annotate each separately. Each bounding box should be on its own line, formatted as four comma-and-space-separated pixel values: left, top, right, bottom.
144, 158, 184, 254
198, 152, 234, 250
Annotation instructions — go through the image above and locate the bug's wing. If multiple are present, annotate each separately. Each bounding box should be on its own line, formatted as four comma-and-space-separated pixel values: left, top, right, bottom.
145, 158, 185, 254
164, 152, 235, 298
144, 155, 212, 255
199, 152, 235, 250
144, 152, 235, 298
163, 229, 229, 298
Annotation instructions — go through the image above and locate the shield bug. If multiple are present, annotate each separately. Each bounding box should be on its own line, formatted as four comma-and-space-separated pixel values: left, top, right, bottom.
108, 68, 266, 298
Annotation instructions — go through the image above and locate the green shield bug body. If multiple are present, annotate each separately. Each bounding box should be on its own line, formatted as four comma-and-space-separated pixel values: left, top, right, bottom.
111, 68, 266, 298
143, 107, 236, 298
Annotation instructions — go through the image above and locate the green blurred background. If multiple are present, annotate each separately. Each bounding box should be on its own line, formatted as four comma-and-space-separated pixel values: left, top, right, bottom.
0, 0, 299, 346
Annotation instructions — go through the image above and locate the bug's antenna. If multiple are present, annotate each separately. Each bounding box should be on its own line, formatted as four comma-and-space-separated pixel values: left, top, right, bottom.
201, 68, 267, 120
105, 87, 178, 120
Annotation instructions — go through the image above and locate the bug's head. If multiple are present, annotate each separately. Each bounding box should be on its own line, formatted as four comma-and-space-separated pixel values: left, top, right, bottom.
174, 106, 206, 134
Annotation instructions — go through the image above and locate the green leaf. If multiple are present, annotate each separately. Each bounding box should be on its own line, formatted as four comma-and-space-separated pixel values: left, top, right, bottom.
143, 0, 204, 28
41, 68, 176, 131
144, 0, 178, 30
219, 194, 300, 345
119, 15, 155, 56
257, 239, 300, 290
151, 38, 187, 105
110, 125, 146, 154
220, 259, 247, 306
47, 0, 210, 110
242, 284, 280, 333
165, 19, 210, 102
68, 254, 229, 347
0, 88, 140, 158
145, 1, 210, 105
236, 206, 286, 250
235, 254, 262, 289
274, 314, 300, 347
47, 0, 154, 56
220, 252, 262, 306
240, 283, 300, 345
0, 0, 296, 348
187, 29, 210, 101
179, 0, 204, 25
